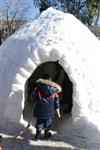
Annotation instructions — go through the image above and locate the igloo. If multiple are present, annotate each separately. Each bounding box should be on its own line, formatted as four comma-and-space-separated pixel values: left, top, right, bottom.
1, 8, 100, 148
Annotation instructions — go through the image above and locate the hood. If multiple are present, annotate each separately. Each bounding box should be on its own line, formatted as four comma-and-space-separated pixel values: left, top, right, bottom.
36, 79, 62, 96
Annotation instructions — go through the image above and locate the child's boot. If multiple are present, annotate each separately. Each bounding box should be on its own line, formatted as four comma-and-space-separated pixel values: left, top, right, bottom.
35, 130, 41, 141
44, 129, 52, 139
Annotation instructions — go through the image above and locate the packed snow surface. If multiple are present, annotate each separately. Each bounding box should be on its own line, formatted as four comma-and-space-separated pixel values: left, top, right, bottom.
0, 8, 100, 150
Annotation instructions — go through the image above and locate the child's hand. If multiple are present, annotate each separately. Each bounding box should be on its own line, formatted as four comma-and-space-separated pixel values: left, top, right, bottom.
58, 114, 61, 118
56, 108, 61, 118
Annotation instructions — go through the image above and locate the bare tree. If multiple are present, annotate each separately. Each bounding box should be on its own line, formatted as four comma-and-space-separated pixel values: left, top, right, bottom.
0, 0, 31, 36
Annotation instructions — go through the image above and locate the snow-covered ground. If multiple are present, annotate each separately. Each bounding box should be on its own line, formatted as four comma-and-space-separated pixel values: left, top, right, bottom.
0, 8, 100, 150
1, 114, 100, 150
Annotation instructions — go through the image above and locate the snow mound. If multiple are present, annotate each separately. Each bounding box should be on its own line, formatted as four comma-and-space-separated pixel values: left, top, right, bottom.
0, 8, 100, 145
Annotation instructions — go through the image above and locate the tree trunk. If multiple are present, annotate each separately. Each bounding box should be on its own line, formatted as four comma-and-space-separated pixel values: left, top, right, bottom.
95, 0, 100, 25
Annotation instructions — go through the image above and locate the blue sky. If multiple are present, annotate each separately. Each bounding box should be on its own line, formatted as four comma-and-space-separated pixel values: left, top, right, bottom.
21, 0, 40, 19
0, 0, 40, 19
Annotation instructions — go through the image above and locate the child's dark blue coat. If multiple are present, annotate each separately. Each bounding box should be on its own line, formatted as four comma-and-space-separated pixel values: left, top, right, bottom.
32, 79, 62, 119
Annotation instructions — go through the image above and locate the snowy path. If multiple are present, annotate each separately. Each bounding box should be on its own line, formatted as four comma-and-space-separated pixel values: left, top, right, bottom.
1, 114, 100, 150
1, 129, 100, 150
1, 134, 79, 150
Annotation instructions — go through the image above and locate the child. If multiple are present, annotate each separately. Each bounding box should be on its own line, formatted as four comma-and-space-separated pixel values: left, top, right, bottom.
32, 73, 62, 141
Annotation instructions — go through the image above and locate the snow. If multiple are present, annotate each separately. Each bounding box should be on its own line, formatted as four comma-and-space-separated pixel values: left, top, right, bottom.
0, 8, 100, 149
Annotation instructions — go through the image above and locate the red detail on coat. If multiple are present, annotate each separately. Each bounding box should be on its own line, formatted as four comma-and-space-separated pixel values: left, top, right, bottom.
35, 89, 58, 99
47, 93, 58, 99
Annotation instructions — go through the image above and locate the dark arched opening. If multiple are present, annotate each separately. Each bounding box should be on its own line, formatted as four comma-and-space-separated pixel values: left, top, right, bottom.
23, 61, 73, 122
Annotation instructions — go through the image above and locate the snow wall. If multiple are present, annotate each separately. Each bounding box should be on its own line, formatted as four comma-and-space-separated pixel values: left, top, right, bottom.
1, 8, 100, 133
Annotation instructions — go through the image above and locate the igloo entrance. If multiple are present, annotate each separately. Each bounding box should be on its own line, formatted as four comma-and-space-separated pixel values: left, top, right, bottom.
23, 61, 73, 123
